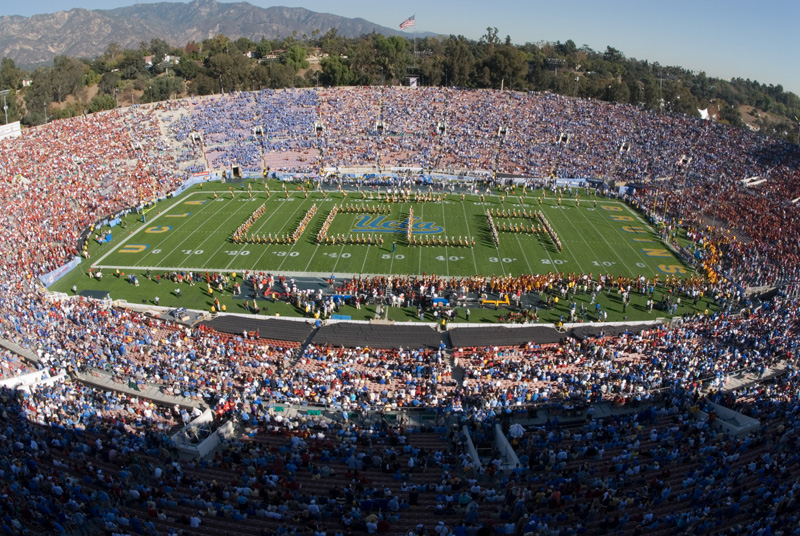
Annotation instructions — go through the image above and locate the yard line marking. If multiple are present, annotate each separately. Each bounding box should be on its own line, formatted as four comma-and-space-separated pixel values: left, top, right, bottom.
276, 198, 316, 272
513, 233, 534, 275
169, 197, 253, 268
483, 198, 506, 276
605, 204, 682, 276
92, 191, 216, 267
439, 201, 450, 275
91, 266, 478, 279
390, 202, 405, 275
552, 206, 605, 273
572, 204, 636, 275
155, 196, 242, 265
224, 198, 286, 271
416, 202, 423, 276
317, 198, 359, 274
305, 215, 324, 273
249, 197, 305, 271
460, 195, 480, 274
280, 196, 324, 271
359, 241, 371, 275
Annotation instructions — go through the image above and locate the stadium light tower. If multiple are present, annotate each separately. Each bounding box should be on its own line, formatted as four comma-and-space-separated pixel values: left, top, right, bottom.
0, 89, 9, 125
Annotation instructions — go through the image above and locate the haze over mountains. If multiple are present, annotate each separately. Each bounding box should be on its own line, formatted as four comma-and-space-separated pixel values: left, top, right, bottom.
0, 0, 416, 65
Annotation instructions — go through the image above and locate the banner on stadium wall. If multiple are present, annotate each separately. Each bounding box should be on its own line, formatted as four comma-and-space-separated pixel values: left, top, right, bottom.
39, 256, 82, 287
0, 121, 21, 142
273, 172, 318, 181
169, 172, 218, 198
553, 178, 589, 188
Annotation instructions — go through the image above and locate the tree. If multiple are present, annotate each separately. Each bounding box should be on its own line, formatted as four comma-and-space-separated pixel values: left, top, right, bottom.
83, 69, 101, 87
559, 40, 577, 56
604, 80, 630, 103
349, 37, 380, 85
50, 102, 84, 121
88, 93, 117, 113
251, 63, 271, 90
444, 36, 475, 87
420, 54, 445, 87
480, 45, 528, 89
718, 103, 744, 127
207, 52, 251, 92
118, 49, 147, 80
254, 38, 272, 60
603, 46, 624, 63
661, 80, 700, 117
103, 42, 122, 62
691, 71, 712, 102
373, 35, 409, 84
184, 41, 200, 59
0, 58, 22, 90
481, 27, 499, 50
149, 38, 171, 64
319, 56, 352, 86
0, 89, 21, 124
141, 75, 183, 103
174, 58, 201, 80
202, 34, 231, 55
268, 63, 296, 88
23, 67, 54, 125
234, 37, 255, 55
282, 45, 309, 71
51, 55, 86, 102
642, 77, 660, 109
320, 29, 347, 57
191, 74, 218, 95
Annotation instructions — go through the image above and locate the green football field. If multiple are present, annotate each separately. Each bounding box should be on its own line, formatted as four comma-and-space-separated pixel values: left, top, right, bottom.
84, 181, 690, 279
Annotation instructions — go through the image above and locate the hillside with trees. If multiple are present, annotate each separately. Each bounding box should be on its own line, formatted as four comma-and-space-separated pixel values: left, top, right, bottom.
0, 29, 798, 142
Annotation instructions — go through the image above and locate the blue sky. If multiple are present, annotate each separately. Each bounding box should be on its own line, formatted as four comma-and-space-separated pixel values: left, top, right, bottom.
4, 0, 799, 95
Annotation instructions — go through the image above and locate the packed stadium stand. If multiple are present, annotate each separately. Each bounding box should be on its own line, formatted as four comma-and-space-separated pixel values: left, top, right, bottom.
0, 86, 797, 535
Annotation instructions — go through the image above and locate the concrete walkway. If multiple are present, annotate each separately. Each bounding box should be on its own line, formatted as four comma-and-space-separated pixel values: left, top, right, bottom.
1, 337, 206, 410
0, 339, 41, 364
716, 361, 790, 393
74, 368, 206, 410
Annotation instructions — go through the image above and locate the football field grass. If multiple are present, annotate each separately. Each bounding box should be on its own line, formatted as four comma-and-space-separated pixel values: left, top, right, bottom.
50, 180, 716, 324
86, 180, 690, 280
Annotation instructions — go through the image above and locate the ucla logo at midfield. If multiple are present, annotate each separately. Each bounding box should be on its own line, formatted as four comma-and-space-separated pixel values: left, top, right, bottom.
352, 215, 443, 234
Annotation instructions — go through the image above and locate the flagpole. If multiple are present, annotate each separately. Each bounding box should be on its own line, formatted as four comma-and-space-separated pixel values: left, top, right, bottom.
399, 14, 417, 86
413, 13, 417, 71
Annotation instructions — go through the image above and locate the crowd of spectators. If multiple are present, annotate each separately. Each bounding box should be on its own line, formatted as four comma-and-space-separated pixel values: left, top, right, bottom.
0, 87, 796, 534
0, 107, 184, 282
156, 86, 800, 287
457, 289, 798, 408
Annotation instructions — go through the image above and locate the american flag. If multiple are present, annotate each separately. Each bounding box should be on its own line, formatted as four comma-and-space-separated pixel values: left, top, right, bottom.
399, 15, 415, 30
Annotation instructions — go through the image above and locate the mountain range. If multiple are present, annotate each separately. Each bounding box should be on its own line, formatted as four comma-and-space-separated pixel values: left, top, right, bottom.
0, 0, 419, 65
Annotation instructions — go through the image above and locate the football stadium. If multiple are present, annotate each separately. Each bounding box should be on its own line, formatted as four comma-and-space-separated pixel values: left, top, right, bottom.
0, 85, 798, 536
